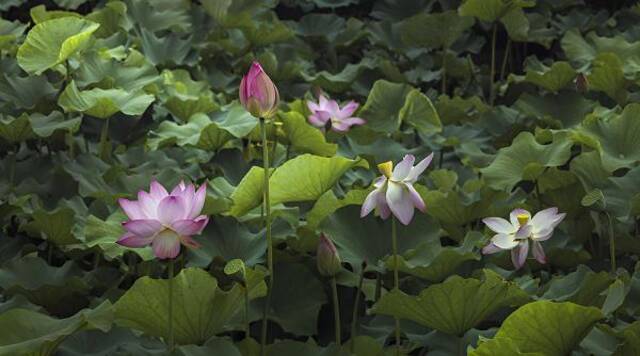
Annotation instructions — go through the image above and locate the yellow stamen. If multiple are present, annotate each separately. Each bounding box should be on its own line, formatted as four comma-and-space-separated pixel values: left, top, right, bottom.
516, 213, 529, 226
377, 161, 393, 178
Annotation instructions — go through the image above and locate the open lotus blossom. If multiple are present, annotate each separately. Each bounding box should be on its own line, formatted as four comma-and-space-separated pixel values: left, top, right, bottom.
117, 180, 209, 259
482, 207, 566, 269
360, 153, 434, 225
239, 61, 279, 119
307, 94, 366, 132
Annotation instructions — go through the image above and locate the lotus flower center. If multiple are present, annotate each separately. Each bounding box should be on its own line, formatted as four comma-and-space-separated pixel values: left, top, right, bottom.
516, 213, 529, 226
377, 161, 393, 179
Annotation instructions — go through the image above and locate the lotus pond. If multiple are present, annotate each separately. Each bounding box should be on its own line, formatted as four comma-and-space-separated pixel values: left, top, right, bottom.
1, 0, 640, 355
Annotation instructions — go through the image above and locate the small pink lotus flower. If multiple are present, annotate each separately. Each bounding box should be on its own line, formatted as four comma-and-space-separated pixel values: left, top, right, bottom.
239, 61, 279, 119
482, 208, 566, 269
317, 233, 342, 277
360, 154, 434, 225
307, 94, 366, 132
117, 180, 209, 259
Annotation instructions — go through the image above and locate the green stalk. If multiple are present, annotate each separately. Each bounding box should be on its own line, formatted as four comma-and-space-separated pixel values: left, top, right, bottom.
490, 23, 498, 106
99, 118, 110, 161
607, 213, 616, 273
330, 277, 341, 346
391, 217, 401, 355
499, 38, 511, 81
441, 48, 447, 95
168, 259, 175, 353
350, 267, 365, 353
260, 117, 273, 356
8, 149, 16, 190
245, 283, 251, 340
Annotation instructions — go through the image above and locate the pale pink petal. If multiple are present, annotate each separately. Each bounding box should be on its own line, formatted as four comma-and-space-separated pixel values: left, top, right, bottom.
378, 191, 391, 220
373, 176, 387, 188
515, 224, 533, 239
509, 208, 530, 227
157, 196, 187, 225
123, 219, 163, 238
171, 218, 209, 236
532, 228, 554, 241
405, 153, 434, 182
118, 198, 147, 220
511, 241, 529, 269
325, 98, 340, 115
386, 181, 414, 225
492, 233, 519, 249
180, 235, 201, 249
188, 184, 207, 219
309, 111, 331, 127
482, 242, 502, 254
152, 230, 181, 259
137, 191, 159, 219
482, 217, 516, 234
149, 180, 169, 200
318, 94, 330, 111
338, 101, 359, 118
531, 241, 546, 264
173, 184, 195, 215
170, 181, 187, 196
531, 207, 559, 230
117, 232, 154, 248
406, 183, 425, 212
361, 188, 381, 218
332, 117, 365, 132
392, 155, 415, 181
307, 100, 321, 113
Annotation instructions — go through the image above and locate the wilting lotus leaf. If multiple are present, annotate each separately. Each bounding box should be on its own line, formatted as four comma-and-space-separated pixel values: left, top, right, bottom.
114, 267, 266, 345
491, 301, 603, 356
0, 301, 113, 356
17, 17, 99, 75
371, 270, 529, 335
481, 132, 573, 191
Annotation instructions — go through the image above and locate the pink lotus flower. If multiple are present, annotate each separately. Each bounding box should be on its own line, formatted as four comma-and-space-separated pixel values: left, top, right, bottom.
117, 180, 209, 259
317, 233, 342, 277
307, 94, 366, 132
482, 208, 566, 269
360, 154, 433, 225
239, 61, 279, 119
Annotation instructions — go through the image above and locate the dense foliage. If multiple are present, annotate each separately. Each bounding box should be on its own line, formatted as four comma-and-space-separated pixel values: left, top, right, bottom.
1, 0, 640, 355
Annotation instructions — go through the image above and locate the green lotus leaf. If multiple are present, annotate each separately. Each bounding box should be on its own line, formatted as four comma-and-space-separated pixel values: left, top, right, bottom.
481, 132, 573, 191
58, 81, 155, 119
159, 69, 218, 121
458, 0, 534, 40
209, 104, 259, 138
74, 49, 159, 92
470, 337, 544, 356
146, 113, 231, 151
491, 301, 604, 356
114, 267, 266, 345
229, 155, 367, 217
139, 28, 194, 66
399, 10, 474, 49
306, 188, 369, 230
22, 207, 80, 245
0, 114, 33, 143
29, 5, 82, 24
0, 301, 113, 356
360, 79, 442, 134
17, 17, 100, 75
541, 265, 613, 307
575, 103, 640, 171
588, 53, 628, 104
435, 95, 490, 125
371, 270, 529, 335
522, 59, 577, 93
513, 92, 596, 128
561, 29, 640, 73
280, 111, 337, 157
0, 18, 27, 51
300, 58, 377, 92
82, 212, 155, 261
27, 111, 82, 138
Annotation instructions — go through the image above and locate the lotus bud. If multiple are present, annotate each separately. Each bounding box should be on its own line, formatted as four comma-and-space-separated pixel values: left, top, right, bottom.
317, 233, 342, 277
575, 73, 589, 93
239, 61, 279, 119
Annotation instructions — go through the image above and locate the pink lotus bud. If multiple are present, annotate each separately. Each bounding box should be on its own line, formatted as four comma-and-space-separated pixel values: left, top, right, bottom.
239, 61, 279, 119
317, 233, 342, 277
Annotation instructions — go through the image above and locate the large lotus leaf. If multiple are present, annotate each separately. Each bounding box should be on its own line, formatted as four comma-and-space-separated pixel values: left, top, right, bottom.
0, 73, 57, 110
360, 80, 442, 133
513, 92, 596, 128
263, 263, 327, 336
600, 166, 640, 219
306, 188, 369, 230
0, 257, 90, 313
17, 17, 100, 75
399, 10, 474, 49
574, 103, 640, 171
235, 339, 347, 356
159, 69, 217, 121
480, 132, 573, 191
209, 104, 259, 138
588, 53, 628, 104
22, 207, 80, 245
458, 0, 534, 40
114, 267, 266, 345
147, 113, 231, 151
139, 28, 194, 67
0, 114, 33, 143
371, 270, 529, 335
58, 81, 155, 119
491, 301, 603, 356
601, 321, 640, 355
85, 1, 129, 37
74, 49, 159, 92
0, 301, 113, 356
300, 58, 377, 92
521, 59, 577, 93
280, 111, 337, 157
229, 155, 367, 217
541, 265, 613, 307
29, 5, 82, 24
296, 13, 345, 40
561, 29, 640, 73
0, 18, 27, 51
81, 212, 155, 261
28, 112, 82, 138
470, 337, 544, 356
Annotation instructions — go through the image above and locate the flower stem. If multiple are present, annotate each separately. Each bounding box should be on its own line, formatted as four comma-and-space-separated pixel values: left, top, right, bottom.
245, 283, 251, 340
168, 259, 175, 354
490, 23, 498, 106
391, 217, 401, 355
607, 213, 616, 273
99, 118, 110, 161
260, 117, 273, 356
8, 149, 16, 190
330, 277, 341, 346
499, 38, 511, 81
350, 267, 365, 353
